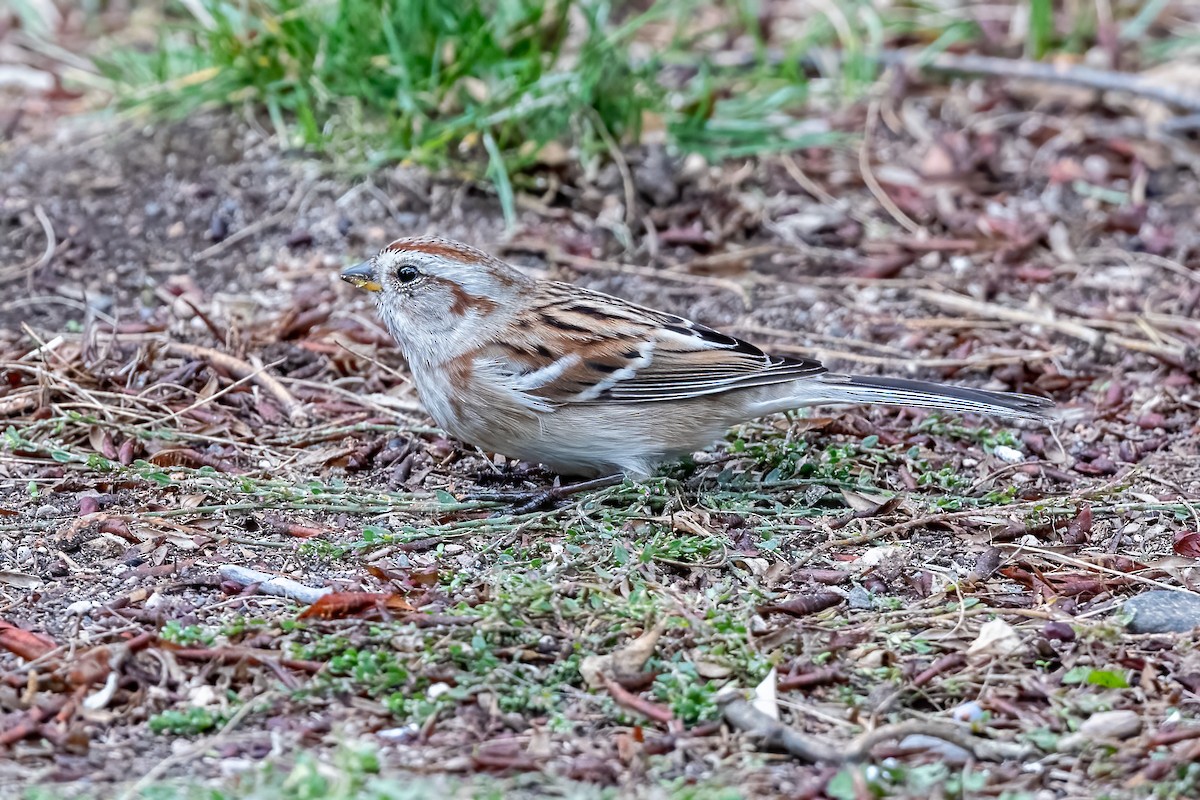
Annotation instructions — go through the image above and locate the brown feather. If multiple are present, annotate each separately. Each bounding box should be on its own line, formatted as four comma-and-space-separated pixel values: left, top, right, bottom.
487, 282, 826, 405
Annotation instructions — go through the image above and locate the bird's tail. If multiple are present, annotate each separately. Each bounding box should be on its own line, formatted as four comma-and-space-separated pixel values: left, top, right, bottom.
753, 373, 1054, 421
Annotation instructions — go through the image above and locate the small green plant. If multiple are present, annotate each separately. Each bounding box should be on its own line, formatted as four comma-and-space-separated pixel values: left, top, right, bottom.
1061, 667, 1131, 689
914, 415, 1019, 453
160, 620, 217, 647
149, 707, 227, 735
651, 663, 721, 725
827, 761, 990, 800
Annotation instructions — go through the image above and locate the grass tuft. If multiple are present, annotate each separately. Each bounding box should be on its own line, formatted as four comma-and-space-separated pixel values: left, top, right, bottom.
102, 1, 659, 168
98, 0, 845, 216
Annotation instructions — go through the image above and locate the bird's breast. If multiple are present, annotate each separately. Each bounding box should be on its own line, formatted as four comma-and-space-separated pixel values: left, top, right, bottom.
406, 355, 540, 455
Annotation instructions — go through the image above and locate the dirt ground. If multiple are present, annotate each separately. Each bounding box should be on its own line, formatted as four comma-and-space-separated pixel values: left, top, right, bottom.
3, 68, 1200, 799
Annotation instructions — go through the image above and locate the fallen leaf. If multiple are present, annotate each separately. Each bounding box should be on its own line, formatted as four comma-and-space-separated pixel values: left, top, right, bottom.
840, 490, 893, 513
580, 619, 669, 688
298, 592, 414, 620
472, 740, 539, 772
0, 619, 58, 661
1062, 505, 1093, 546
68, 647, 112, 688
694, 660, 733, 679
89, 425, 117, 459
1079, 709, 1142, 739
1173, 531, 1200, 559
752, 667, 778, 720
788, 417, 835, 433
0, 571, 42, 589
756, 592, 844, 617
967, 618, 1021, 664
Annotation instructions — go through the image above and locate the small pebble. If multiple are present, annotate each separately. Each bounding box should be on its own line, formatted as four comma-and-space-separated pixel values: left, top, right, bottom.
1042, 621, 1076, 641
1124, 590, 1200, 634
66, 600, 100, 616
376, 725, 419, 743
1080, 709, 1142, 739
993, 445, 1025, 464
847, 585, 873, 610
1058, 709, 1144, 752
951, 701, 985, 723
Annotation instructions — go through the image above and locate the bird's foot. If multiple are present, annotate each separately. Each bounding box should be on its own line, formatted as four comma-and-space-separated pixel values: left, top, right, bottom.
472, 463, 550, 487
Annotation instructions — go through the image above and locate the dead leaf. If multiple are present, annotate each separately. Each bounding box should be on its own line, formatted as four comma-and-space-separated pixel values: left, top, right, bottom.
472, 740, 539, 772
1173, 531, 1200, 559
787, 417, 834, 433
756, 592, 844, 617
841, 490, 895, 513
0, 619, 58, 661
298, 592, 414, 620
752, 667, 778, 720
695, 660, 734, 679
1062, 505, 1092, 546
580, 619, 669, 688
967, 618, 1021, 664
68, 647, 112, 688
0, 571, 42, 589
88, 425, 117, 459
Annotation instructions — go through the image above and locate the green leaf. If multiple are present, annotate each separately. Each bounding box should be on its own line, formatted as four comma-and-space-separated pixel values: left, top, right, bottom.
826, 769, 858, 800
1084, 669, 1131, 688
1060, 667, 1089, 684
1027, 0, 1055, 59
482, 130, 515, 230
1024, 726, 1060, 751
1061, 667, 1130, 688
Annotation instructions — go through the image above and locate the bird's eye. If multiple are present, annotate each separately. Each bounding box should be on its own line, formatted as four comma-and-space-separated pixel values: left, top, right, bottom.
396, 265, 421, 284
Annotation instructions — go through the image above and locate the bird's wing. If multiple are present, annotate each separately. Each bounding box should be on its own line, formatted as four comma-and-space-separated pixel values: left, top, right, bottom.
482, 282, 825, 406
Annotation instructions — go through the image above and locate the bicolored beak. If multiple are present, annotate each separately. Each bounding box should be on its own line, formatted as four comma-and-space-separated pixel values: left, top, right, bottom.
341, 261, 382, 292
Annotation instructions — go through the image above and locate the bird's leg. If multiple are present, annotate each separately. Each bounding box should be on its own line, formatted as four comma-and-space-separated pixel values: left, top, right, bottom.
471, 474, 625, 514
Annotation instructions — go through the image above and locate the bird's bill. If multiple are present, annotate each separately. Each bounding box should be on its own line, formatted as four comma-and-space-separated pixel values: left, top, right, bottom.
341, 261, 382, 292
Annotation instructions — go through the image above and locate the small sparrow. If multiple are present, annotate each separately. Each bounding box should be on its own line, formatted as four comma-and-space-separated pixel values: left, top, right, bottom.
342, 237, 1052, 478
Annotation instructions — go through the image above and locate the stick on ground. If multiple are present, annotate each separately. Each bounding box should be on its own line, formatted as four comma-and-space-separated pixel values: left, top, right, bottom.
166, 342, 311, 427
722, 699, 1032, 764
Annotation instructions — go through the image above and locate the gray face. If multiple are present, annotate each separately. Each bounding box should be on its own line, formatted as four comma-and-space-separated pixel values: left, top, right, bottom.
341, 239, 528, 359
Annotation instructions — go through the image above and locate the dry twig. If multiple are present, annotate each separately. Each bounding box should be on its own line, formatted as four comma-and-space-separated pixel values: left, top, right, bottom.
722, 699, 1030, 764
913, 288, 1191, 364
884, 49, 1200, 115
217, 564, 331, 604
165, 342, 310, 427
